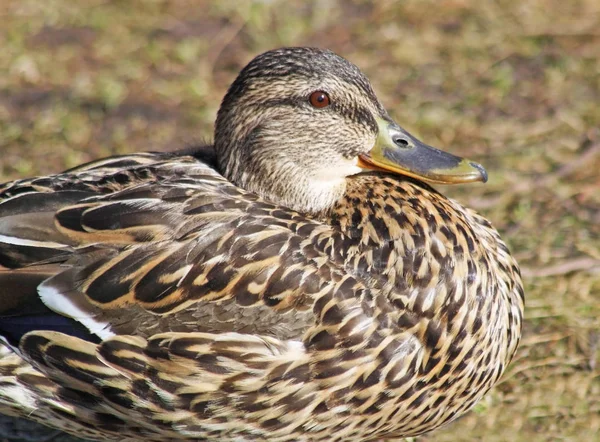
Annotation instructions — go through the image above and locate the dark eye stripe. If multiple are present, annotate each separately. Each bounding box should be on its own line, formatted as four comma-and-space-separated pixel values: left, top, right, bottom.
258, 98, 377, 133
333, 103, 378, 132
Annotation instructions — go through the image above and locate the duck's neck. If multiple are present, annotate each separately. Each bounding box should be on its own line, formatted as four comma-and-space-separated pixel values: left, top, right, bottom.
235, 166, 349, 214
215, 141, 358, 214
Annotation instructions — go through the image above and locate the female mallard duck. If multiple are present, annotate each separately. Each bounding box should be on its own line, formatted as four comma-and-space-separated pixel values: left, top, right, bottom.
0, 47, 524, 441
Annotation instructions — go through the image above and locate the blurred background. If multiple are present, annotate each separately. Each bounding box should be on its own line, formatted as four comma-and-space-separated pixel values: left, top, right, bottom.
0, 0, 599, 441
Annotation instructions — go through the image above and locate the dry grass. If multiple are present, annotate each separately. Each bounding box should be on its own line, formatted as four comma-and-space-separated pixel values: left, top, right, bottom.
1, 1, 599, 441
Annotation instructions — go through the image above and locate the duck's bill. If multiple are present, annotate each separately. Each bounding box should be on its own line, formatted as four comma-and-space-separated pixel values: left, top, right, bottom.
357, 118, 488, 184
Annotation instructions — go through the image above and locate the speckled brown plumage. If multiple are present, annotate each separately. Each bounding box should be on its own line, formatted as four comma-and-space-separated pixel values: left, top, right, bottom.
0, 48, 523, 441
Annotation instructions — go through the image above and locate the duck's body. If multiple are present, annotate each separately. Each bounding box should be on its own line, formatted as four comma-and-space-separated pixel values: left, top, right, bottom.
0, 48, 523, 441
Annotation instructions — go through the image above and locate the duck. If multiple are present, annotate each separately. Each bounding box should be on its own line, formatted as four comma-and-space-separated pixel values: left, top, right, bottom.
0, 47, 524, 442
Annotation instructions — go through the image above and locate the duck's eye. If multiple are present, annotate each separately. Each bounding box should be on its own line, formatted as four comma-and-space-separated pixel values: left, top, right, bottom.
309, 91, 331, 108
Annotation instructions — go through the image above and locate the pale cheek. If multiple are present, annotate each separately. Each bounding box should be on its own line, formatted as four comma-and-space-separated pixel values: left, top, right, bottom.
311, 157, 363, 181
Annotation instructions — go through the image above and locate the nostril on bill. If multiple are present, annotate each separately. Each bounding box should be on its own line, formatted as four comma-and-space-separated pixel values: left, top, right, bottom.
393, 136, 410, 147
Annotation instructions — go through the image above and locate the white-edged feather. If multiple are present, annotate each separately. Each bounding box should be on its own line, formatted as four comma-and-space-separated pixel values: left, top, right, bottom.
0, 234, 68, 249
38, 281, 114, 340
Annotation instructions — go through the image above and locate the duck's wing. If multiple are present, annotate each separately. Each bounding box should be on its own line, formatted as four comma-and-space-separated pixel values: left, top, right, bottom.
0, 149, 373, 344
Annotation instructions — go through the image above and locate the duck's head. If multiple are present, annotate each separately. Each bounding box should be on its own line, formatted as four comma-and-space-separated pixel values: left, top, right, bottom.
215, 47, 487, 213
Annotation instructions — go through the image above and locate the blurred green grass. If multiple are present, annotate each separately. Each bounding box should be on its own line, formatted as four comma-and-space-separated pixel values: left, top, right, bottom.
0, 0, 599, 441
